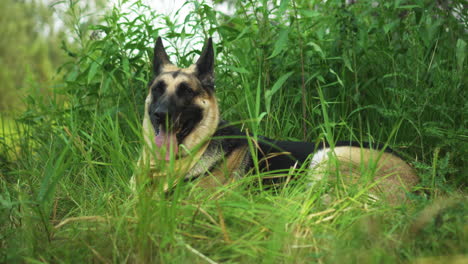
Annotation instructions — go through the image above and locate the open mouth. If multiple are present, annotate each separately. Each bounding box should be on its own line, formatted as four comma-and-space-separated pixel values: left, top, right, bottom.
150, 107, 202, 161
154, 125, 180, 161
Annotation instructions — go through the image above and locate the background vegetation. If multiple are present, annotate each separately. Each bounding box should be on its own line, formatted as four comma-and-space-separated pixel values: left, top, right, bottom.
0, 0, 60, 111
1, 0, 466, 263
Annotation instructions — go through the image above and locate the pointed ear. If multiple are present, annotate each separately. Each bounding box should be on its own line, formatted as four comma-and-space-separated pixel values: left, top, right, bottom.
195, 38, 214, 90
153, 37, 172, 76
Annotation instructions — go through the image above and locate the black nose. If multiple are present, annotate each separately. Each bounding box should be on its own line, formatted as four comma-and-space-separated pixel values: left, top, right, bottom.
154, 111, 168, 123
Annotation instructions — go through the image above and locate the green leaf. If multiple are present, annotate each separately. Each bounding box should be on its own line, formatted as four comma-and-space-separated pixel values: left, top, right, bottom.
87, 61, 99, 84
300, 9, 320, 18
36, 145, 70, 204
383, 20, 399, 34
342, 52, 354, 72
225, 66, 250, 74
396, 5, 420, 9
456, 38, 466, 72
307, 41, 325, 59
265, 71, 294, 113
329, 69, 344, 87
277, 0, 290, 17
65, 69, 79, 82
122, 57, 130, 76
268, 27, 289, 59
101, 75, 112, 94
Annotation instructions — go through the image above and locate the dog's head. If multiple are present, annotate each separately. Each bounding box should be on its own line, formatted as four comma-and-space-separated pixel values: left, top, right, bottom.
143, 37, 219, 161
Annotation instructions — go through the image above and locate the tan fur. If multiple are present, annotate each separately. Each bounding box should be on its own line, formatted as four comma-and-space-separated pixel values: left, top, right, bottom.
148, 65, 200, 95
309, 146, 418, 204
143, 65, 219, 157
135, 63, 219, 190
182, 94, 218, 153
195, 146, 249, 189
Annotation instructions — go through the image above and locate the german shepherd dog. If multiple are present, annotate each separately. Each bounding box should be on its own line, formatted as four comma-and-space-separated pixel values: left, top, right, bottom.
133, 37, 418, 204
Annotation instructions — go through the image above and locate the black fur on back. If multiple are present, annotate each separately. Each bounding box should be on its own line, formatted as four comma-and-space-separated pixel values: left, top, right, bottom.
209, 121, 396, 175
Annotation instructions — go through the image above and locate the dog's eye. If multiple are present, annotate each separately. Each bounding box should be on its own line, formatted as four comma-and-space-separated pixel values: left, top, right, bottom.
177, 82, 195, 98
152, 81, 166, 95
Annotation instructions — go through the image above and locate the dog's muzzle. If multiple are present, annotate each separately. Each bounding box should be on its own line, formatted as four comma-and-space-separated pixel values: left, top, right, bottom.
150, 101, 181, 161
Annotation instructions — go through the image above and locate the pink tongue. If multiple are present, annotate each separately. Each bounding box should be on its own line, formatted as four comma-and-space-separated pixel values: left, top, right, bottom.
155, 130, 179, 161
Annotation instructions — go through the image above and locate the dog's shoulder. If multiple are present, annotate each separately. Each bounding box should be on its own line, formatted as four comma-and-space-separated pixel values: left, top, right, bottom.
209, 120, 248, 153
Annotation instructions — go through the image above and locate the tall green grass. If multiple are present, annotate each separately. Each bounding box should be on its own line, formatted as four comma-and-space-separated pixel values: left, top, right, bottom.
1, 0, 466, 263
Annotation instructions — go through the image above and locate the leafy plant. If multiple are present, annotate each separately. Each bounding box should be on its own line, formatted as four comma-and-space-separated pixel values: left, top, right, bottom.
1, 0, 466, 262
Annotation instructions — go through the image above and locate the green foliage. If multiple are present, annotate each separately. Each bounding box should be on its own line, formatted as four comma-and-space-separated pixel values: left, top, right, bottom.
1, 0, 467, 263
0, 0, 66, 111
